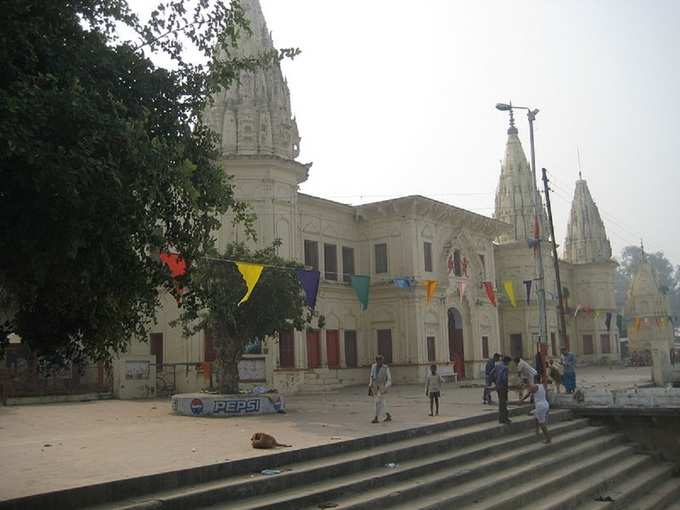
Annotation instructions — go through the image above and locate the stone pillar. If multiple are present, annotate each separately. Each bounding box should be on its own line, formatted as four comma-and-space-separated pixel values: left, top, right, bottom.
651, 347, 673, 386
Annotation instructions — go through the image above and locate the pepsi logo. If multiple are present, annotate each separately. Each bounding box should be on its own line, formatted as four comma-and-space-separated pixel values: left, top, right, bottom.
190, 398, 204, 416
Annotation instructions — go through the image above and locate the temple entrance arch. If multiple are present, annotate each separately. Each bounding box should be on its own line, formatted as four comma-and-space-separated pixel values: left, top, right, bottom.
448, 307, 465, 379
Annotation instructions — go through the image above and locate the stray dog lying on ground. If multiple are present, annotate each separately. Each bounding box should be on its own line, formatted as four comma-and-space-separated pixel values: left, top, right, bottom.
251, 432, 292, 449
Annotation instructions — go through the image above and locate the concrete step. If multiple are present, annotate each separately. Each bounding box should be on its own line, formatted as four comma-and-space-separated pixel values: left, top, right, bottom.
295, 423, 613, 510
84, 407, 541, 510
576, 462, 678, 510
646, 476, 680, 510
225, 416, 591, 510
517, 453, 657, 510
624, 476, 680, 510
665, 499, 680, 510
381, 434, 633, 510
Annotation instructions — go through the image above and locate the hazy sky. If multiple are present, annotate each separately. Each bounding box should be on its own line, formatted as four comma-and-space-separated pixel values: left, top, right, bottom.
132, 1, 680, 264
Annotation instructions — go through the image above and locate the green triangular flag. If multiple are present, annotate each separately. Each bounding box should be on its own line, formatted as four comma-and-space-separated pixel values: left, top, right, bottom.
351, 275, 370, 311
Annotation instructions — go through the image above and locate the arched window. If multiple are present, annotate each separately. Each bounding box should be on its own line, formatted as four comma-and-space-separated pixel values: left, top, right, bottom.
453, 249, 462, 277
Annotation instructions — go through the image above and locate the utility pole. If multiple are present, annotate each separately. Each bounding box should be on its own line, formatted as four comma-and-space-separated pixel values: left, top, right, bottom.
542, 168, 568, 350
526, 110, 549, 351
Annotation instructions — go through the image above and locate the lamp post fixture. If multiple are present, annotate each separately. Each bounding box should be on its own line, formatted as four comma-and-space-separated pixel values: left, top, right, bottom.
495, 102, 549, 352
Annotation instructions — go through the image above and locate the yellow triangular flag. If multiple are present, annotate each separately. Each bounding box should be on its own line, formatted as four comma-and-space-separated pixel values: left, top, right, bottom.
425, 280, 438, 304
236, 262, 264, 305
503, 280, 517, 307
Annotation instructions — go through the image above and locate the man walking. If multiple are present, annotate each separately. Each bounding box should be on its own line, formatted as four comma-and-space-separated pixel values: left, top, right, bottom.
515, 356, 538, 402
483, 353, 500, 404
369, 355, 392, 423
495, 356, 512, 424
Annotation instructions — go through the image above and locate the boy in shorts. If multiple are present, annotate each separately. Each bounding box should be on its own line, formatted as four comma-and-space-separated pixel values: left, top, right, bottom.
425, 364, 444, 416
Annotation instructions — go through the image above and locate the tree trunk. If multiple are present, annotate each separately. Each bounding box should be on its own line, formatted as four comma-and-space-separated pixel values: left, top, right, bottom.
216, 326, 243, 394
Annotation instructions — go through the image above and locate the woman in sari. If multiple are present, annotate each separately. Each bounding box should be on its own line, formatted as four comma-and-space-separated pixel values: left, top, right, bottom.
560, 348, 576, 393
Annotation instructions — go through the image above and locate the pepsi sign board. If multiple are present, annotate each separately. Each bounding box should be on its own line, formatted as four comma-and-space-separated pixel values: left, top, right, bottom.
171, 393, 283, 417
213, 399, 260, 414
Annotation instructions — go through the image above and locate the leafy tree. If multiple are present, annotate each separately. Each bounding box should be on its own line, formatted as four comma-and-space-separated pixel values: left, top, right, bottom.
0, 0, 297, 366
615, 245, 680, 323
175, 243, 315, 394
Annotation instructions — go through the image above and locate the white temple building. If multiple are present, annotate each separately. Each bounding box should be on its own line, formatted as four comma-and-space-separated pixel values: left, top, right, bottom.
128, 0, 623, 393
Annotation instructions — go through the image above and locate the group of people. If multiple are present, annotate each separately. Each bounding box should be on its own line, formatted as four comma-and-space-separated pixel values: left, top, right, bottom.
367, 348, 577, 443
482, 348, 577, 443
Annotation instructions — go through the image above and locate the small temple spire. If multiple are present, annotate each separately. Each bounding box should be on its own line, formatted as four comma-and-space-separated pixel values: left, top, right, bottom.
563, 177, 612, 264
494, 107, 547, 243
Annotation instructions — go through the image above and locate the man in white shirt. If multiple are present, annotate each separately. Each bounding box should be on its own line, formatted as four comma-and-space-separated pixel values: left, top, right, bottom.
514, 356, 537, 402
369, 355, 392, 423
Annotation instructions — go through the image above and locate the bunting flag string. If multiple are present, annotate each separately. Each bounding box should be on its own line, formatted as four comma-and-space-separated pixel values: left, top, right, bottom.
160, 252, 188, 277
296, 269, 320, 310
527, 215, 540, 252
393, 277, 412, 289
458, 280, 466, 302
523, 280, 532, 305
425, 280, 438, 304
503, 281, 517, 308
160, 252, 188, 305
236, 262, 264, 305
351, 275, 371, 311
483, 282, 496, 307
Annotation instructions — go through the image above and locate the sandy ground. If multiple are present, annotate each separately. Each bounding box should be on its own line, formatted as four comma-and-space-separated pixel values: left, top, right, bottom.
0, 366, 651, 501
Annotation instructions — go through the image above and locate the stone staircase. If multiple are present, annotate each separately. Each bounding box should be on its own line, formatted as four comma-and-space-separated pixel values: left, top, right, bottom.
39, 408, 680, 510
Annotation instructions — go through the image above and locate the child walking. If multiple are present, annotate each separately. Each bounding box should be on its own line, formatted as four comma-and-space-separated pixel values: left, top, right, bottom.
425, 364, 444, 416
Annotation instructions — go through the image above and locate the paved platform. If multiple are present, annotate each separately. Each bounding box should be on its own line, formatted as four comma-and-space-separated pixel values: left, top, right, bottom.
0, 366, 651, 501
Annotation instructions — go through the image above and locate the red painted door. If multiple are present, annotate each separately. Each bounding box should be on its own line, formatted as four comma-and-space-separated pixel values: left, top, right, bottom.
279, 330, 295, 368
150, 333, 163, 367
307, 330, 321, 368
326, 330, 340, 368
510, 334, 523, 359
448, 309, 465, 379
377, 329, 393, 364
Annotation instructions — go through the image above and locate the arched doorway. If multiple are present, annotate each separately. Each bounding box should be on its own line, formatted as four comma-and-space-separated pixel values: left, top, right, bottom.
448, 307, 465, 379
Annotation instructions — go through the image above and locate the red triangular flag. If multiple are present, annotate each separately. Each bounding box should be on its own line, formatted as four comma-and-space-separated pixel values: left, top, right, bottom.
483, 282, 496, 307
160, 252, 187, 278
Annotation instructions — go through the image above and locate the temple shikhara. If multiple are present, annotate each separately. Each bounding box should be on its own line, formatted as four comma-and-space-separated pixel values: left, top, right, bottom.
126, 0, 672, 393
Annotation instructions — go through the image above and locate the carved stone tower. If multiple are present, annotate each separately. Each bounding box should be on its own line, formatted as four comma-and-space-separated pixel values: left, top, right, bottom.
627, 249, 674, 352
204, 0, 309, 260
493, 112, 547, 244
564, 175, 612, 264
204, 0, 301, 160
627, 247, 674, 384
493, 113, 558, 359
563, 175, 618, 360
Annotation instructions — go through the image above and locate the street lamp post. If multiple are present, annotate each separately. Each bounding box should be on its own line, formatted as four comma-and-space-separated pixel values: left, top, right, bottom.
496, 102, 549, 355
